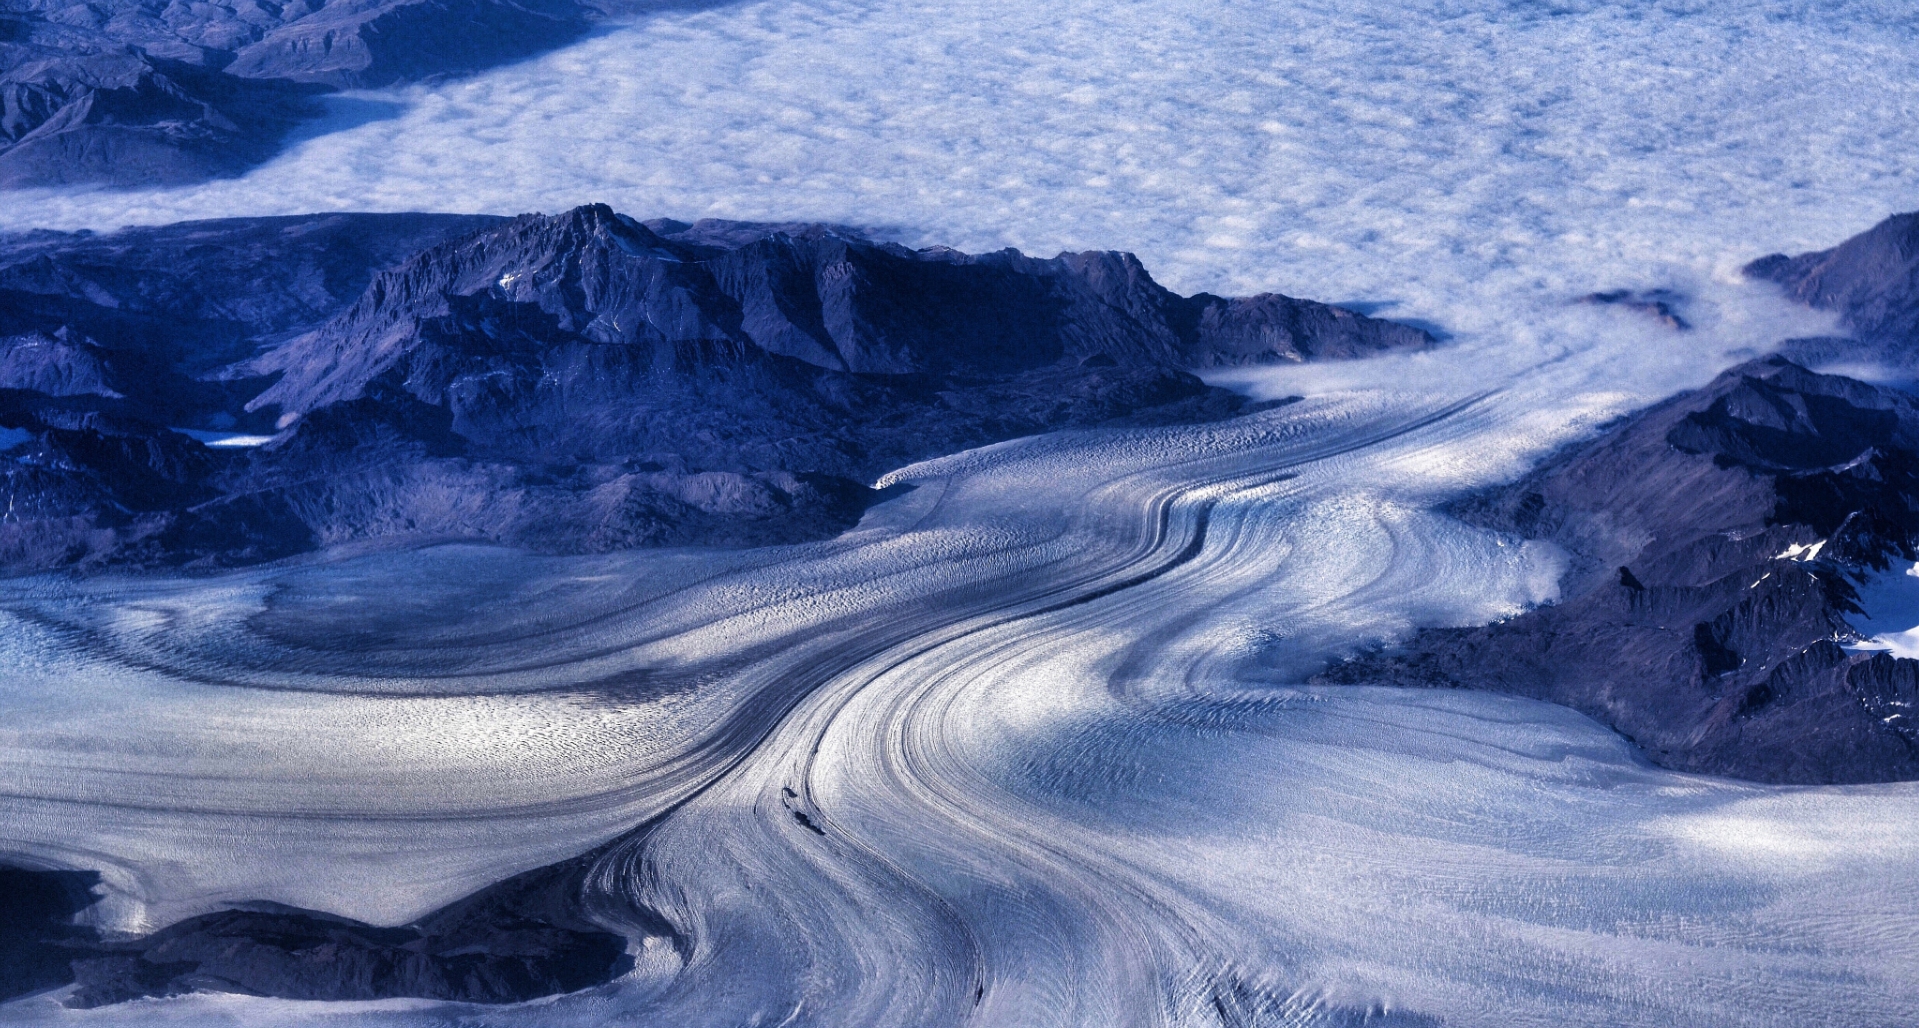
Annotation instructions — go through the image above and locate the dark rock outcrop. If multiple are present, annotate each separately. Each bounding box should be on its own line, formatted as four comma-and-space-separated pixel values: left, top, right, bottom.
1746, 210, 1919, 371
1319, 357, 1919, 784
0, 205, 1431, 574
0, 865, 104, 1002
1577, 289, 1690, 331
0, 213, 503, 420
243, 204, 1428, 442
0, 39, 328, 188
219, 0, 605, 90
65, 907, 624, 1008
0, 858, 626, 1008
1, 0, 624, 188
1324, 206, 1919, 785
0, 213, 507, 569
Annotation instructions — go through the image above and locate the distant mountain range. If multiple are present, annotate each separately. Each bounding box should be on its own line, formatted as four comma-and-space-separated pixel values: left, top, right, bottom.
0, 204, 1431, 574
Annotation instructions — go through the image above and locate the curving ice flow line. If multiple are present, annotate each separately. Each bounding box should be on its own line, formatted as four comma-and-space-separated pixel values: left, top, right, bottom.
3, 389, 1918, 1027
575, 395, 1505, 1026
0, 394, 1507, 931
539, 386, 1916, 1028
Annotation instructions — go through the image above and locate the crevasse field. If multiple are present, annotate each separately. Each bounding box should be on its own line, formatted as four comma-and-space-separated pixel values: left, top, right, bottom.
4, 0, 1919, 1025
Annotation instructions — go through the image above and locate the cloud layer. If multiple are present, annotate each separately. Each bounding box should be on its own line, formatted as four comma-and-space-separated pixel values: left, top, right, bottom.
10, 0, 1917, 313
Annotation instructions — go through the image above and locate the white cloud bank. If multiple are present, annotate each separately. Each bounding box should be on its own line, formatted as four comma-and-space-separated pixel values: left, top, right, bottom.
12, 0, 1918, 314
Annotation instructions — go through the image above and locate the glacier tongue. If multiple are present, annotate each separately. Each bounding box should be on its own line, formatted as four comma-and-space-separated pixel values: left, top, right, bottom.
2, 385, 1916, 1025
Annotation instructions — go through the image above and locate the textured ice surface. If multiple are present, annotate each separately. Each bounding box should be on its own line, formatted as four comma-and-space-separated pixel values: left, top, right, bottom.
3, 383, 1918, 1026
6, 0, 1919, 1022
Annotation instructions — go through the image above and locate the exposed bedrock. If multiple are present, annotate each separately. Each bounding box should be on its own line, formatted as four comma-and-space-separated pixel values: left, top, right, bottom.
1321, 211, 1919, 785
1320, 357, 1919, 784
0, 866, 103, 1003
0, 0, 626, 187
0, 212, 502, 407
0, 45, 327, 189
0, 204, 1431, 574
1746, 208, 1919, 371
0, 859, 629, 1008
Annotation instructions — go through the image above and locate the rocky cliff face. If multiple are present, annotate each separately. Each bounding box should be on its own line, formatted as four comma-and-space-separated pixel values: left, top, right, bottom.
1746, 210, 1919, 372
0, 859, 628, 1009
244, 205, 1429, 456
1322, 357, 1919, 784
0, 212, 502, 407
0, 206, 1432, 574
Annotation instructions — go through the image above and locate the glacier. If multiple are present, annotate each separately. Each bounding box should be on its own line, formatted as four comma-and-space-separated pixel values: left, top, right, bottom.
2, 362, 1917, 1025
4, 0, 1919, 1022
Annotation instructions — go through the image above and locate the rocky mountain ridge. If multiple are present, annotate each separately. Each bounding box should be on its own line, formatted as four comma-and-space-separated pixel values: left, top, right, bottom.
0, 205, 1432, 574
1316, 210, 1919, 785
1747, 210, 1919, 373
0, 859, 627, 1008
1, 0, 621, 187
1321, 362, 1919, 784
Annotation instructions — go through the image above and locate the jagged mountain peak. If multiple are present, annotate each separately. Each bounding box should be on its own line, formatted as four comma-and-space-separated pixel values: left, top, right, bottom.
245, 205, 1431, 421
1668, 356, 1919, 473
1747, 210, 1919, 356
0, 208, 1431, 576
